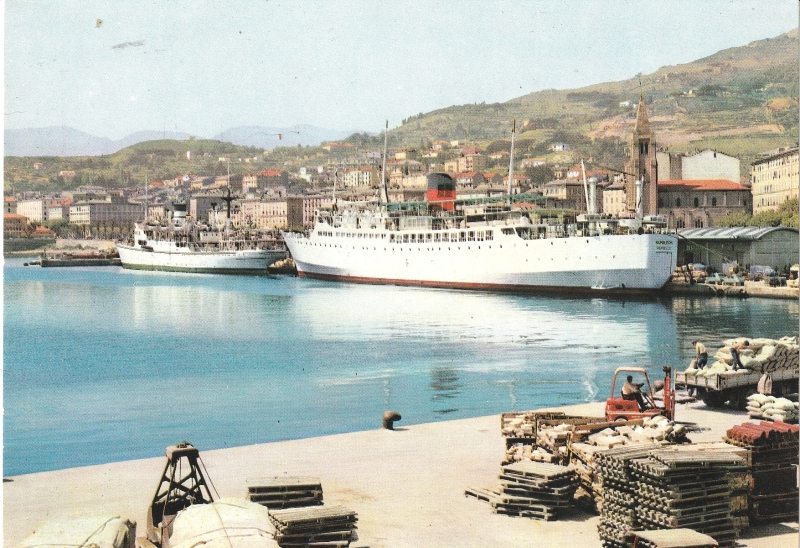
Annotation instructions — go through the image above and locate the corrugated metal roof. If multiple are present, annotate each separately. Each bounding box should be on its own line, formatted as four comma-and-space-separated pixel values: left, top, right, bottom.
678, 226, 798, 240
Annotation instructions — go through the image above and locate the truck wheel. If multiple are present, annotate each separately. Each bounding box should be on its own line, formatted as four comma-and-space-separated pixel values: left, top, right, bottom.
700, 391, 725, 408
728, 389, 750, 410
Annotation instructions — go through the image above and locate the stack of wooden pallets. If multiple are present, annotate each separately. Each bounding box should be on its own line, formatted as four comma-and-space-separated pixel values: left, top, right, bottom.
465, 461, 578, 520
724, 421, 800, 523
595, 445, 657, 548
245, 477, 324, 509
629, 449, 744, 548
268, 505, 358, 548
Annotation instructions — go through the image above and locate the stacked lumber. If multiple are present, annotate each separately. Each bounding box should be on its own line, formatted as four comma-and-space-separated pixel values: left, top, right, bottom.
465, 461, 577, 520
501, 412, 594, 465
724, 421, 800, 523
595, 445, 658, 548
746, 394, 799, 423
658, 442, 751, 534
569, 417, 689, 513
500, 410, 566, 437
246, 477, 324, 509
630, 449, 744, 548
268, 506, 358, 548
684, 336, 799, 376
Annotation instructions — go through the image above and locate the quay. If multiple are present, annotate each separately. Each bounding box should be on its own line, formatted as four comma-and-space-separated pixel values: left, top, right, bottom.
665, 281, 799, 300
4, 402, 796, 548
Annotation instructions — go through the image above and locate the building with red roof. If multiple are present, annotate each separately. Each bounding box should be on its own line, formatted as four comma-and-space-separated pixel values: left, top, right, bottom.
657, 179, 751, 229
4, 213, 28, 237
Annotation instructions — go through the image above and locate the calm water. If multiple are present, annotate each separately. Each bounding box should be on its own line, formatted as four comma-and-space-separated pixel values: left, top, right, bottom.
4, 257, 798, 475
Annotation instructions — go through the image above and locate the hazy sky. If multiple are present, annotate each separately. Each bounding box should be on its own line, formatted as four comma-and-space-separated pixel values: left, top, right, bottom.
4, 0, 798, 139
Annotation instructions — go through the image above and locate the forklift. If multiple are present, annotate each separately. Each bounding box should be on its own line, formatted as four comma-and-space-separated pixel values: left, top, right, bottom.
606, 366, 676, 422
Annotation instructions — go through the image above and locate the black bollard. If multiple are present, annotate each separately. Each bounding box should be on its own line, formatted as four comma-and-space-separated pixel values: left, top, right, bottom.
382, 410, 401, 430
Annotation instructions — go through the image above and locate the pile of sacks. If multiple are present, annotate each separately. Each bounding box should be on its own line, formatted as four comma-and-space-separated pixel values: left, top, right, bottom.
746, 394, 799, 423
684, 336, 799, 376
574, 415, 687, 451
671, 265, 707, 283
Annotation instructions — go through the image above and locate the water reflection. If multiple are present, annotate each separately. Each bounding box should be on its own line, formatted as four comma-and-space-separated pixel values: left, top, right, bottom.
429, 366, 462, 415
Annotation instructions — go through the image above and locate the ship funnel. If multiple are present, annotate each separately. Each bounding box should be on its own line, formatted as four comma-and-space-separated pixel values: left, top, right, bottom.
426, 173, 456, 212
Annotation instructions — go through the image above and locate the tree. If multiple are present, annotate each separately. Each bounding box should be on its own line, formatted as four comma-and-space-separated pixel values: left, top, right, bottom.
525, 165, 554, 185
486, 140, 511, 154
716, 213, 752, 227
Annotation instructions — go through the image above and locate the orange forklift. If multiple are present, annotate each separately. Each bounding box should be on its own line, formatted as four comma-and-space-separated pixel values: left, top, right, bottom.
605, 366, 676, 422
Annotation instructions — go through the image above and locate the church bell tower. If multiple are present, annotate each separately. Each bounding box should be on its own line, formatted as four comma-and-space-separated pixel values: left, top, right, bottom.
626, 95, 658, 216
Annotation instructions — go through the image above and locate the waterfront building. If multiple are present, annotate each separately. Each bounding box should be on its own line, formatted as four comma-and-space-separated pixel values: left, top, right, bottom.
341, 166, 380, 188
232, 198, 288, 230
287, 195, 334, 231
750, 146, 799, 214
658, 179, 751, 228
656, 149, 741, 184
453, 172, 486, 192
15, 199, 47, 222
190, 195, 224, 223
503, 173, 531, 193
47, 198, 72, 221
677, 226, 799, 272
68, 200, 142, 225
602, 181, 627, 216
457, 150, 485, 172
4, 213, 28, 237
542, 179, 591, 211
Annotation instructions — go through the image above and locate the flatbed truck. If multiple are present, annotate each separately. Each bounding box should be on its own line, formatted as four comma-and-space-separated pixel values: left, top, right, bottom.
675, 368, 798, 409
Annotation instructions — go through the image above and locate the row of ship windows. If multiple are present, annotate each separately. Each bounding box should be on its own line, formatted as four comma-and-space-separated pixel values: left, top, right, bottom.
316, 230, 495, 243
301, 240, 607, 260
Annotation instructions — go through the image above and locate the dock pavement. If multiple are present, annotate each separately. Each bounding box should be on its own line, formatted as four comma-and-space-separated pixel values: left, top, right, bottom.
4, 401, 798, 548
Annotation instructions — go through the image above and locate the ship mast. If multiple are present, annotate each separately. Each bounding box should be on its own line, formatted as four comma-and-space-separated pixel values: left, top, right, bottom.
332, 170, 338, 211
506, 119, 516, 207
381, 120, 389, 206
222, 159, 234, 231
581, 159, 591, 212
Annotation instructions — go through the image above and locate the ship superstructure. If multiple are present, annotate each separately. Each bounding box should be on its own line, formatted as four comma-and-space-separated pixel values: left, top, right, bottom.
284, 173, 678, 293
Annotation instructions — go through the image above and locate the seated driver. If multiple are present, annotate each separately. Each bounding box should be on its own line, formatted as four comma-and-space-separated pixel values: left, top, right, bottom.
622, 375, 647, 411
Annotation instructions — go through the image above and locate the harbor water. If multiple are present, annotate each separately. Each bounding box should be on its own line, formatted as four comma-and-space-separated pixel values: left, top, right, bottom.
4, 257, 798, 476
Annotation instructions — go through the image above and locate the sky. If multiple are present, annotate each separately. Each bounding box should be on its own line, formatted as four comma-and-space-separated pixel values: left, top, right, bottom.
4, 0, 798, 140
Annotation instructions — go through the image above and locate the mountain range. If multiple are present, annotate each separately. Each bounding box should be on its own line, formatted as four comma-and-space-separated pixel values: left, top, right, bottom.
3, 124, 355, 157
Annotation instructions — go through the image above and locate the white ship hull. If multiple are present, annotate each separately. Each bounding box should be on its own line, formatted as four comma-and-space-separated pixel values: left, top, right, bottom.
284, 226, 677, 293
117, 243, 285, 274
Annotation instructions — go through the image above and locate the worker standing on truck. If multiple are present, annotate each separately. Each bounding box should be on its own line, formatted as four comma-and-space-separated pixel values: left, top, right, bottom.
692, 340, 708, 369
622, 375, 647, 411
730, 340, 749, 371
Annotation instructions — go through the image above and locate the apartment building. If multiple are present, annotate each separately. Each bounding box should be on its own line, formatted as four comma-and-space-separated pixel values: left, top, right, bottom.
750, 146, 799, 214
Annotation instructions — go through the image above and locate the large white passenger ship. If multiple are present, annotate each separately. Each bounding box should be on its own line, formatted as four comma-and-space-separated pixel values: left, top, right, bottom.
283, 173, 678, 294
117, 206, 286, 275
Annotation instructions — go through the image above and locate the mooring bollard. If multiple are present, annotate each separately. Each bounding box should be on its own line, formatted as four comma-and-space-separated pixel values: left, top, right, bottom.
382, 410, 401, 430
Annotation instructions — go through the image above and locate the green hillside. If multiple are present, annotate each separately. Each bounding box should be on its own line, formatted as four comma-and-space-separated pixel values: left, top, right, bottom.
389, 29, 799, 177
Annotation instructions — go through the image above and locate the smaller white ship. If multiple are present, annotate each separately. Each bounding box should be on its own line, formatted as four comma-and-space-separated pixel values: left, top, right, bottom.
116, 204, 286, 274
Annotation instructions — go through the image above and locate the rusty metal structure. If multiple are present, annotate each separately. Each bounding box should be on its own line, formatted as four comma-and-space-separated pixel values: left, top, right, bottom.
146, 442, 215, 546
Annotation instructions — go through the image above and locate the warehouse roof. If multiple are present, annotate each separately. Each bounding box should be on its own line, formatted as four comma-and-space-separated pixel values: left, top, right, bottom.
678, 226, 798, 240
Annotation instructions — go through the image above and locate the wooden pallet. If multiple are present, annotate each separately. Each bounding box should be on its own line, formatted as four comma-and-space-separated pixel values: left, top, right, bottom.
246, 476, 324, 509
